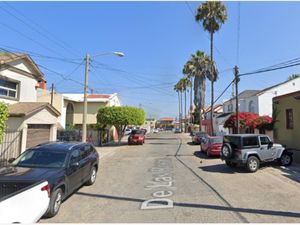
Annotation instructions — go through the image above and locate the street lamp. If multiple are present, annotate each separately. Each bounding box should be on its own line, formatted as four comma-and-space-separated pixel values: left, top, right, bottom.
82, 51, 125, 142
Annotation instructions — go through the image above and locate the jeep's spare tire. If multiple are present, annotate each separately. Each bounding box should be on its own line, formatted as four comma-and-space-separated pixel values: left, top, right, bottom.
221, 143, 232, 159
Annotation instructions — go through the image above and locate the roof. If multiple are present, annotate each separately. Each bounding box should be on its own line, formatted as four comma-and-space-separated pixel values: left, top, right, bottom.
8, 102, 60, 117
62, 93, 117, 103
224, 90, 260, 103
0, 52, 45, 82
257, 77, 300, 96
32, 142, 85, 151
273, 90, 300, 101
216, 112, 232, 118
203, 104, 223, 113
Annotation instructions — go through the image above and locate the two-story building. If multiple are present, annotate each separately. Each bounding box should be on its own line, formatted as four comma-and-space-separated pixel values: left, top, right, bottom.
223, 77, 300, 117
0, 52, 59, 154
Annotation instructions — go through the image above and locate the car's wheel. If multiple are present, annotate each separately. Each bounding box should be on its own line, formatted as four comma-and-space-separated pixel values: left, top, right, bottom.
247, 156, 260, 172
86, 166, 97, 185
280, 153, 293, 166
45, 188, 63, 218
225, 160, 237, 167
221, 143, 232, 159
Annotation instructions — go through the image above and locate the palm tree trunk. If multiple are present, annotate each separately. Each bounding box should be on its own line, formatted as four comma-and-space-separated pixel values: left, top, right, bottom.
180, 91, 183, 132
190, 78, 193, 124
178, 92, 180, 130
184, 89, 187, 133
210, 32, 214, 136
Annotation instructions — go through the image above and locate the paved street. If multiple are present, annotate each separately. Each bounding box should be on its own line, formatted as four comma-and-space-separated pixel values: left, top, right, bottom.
41, 132, 300, 223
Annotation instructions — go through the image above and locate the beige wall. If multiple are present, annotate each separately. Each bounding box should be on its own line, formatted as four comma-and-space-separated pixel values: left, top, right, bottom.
72, 101, 108, 125
274, 96, 300, 149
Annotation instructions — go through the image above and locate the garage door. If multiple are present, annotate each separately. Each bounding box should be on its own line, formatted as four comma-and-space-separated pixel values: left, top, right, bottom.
26, 124, 51, 149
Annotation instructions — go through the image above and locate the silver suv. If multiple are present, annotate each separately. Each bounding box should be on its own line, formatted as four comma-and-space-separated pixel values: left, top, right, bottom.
220, 134, 293, 172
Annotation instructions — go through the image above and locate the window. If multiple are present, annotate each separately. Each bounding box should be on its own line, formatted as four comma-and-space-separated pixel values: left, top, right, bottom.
248, 101, 255, 113
0, 77, 18, 99
242, 137, 259, 148
260, 136, 270, 145
70, 149, 80, 164
286, 109, 294, 129
80, 145, 92, 159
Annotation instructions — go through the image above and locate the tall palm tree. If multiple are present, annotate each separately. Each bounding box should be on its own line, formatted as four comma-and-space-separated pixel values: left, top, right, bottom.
196, 1, 227, 135
174, 81, 183, 131
183, 51, 210, 131
179, 77, 192, 132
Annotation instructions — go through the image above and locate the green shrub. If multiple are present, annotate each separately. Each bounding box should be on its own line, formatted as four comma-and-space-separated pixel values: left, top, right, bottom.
0, 103, 9, 143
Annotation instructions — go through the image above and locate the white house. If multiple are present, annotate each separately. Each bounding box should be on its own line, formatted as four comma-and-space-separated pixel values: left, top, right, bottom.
223, 77, 300, 117
0, 52, 59, 153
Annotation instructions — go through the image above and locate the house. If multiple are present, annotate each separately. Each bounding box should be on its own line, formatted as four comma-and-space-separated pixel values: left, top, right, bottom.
141, 118, 156, 132
0, 52, 59, 155
201, 104, 223, 135
37, 91, 121, 129
273, 90, 300, 163
0, 52, 46, 103
156, 118, 175, 130
223, 77, 300, 117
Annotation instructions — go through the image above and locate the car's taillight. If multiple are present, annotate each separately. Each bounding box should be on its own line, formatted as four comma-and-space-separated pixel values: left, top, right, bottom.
235, 149, 242, 155
41, 184, 51, 198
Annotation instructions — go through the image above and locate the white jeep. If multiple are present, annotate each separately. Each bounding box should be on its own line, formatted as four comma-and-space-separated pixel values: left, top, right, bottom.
220, 134, 293, 172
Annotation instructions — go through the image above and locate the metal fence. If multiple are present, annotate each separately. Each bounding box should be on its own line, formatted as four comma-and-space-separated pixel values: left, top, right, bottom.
0, 130, 22, 167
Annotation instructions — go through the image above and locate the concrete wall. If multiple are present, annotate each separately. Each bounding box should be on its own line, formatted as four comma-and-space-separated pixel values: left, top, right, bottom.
0, 59, 39, 104
274, 94, 300, 163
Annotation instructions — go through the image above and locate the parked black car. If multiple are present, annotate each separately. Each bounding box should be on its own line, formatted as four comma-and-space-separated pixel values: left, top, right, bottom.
0, 142, 99, 218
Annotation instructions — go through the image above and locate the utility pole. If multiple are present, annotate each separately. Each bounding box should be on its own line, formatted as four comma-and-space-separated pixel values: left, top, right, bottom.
82, 54, 90, 142
234, 66, 240, 134
50, 83, 54, 106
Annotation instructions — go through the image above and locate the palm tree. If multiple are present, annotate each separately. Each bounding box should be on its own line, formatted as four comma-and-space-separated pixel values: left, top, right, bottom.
179, 77, 192, 132
174, 81, 183, 131
196, 1, 227, 135
183, 51, 210, 131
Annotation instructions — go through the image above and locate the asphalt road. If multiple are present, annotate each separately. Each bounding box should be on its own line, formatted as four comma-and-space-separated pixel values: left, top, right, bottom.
41, 132, 300, 223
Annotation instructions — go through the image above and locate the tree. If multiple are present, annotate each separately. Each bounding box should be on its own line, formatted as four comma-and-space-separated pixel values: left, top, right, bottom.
0, 103, 8, 143
97, 106, 145, 144
174, 80, 184, 131
287, 74, 300, 81
183, 50, 210, 131
196, 1, 227, 134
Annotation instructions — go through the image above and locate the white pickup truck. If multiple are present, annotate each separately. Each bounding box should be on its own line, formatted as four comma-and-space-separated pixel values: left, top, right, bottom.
0, 180, 50, 223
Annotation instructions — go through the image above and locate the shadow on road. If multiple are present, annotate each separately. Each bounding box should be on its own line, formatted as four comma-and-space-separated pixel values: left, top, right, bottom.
271, 164, 300, 184
75, 192, 300, 219
146, 137, 178, 141
101, 141, 128, 147
187, 142, 199, 146
147, 142, 169, 145
193, 151, 219, 160
199, 164, 247, 174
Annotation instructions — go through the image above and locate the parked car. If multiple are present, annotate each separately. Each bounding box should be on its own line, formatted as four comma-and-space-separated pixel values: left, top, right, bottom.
128, 130, 145, 145
124, 128, 132, 135
192, 132, 208, 145
174, 128, 182, 133
0, 142, 99, 218
201, 136, 223, 157
220, 134, 293, 172
153, 129, 159, 133
0, 180, 50, 223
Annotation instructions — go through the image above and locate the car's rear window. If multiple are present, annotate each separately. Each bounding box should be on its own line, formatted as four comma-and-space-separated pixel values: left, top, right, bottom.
131, 130, 144, 135
223, 136, 241, 148
196, 132, 208, 137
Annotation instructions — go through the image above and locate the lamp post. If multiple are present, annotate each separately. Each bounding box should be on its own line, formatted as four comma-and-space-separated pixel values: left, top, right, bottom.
82, 51, 124, 142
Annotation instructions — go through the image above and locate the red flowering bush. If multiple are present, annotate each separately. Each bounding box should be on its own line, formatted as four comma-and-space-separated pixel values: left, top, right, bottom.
224, 112, 273, 130
255, 115, 273, 130
224, 112, 259, 129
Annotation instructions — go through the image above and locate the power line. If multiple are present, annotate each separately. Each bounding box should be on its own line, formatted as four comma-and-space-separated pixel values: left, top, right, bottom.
55, 59, 85, 86
2, 1, 81, 57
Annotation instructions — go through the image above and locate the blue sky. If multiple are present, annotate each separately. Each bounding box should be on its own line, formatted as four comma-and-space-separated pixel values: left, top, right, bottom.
1, 1, 300, 119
